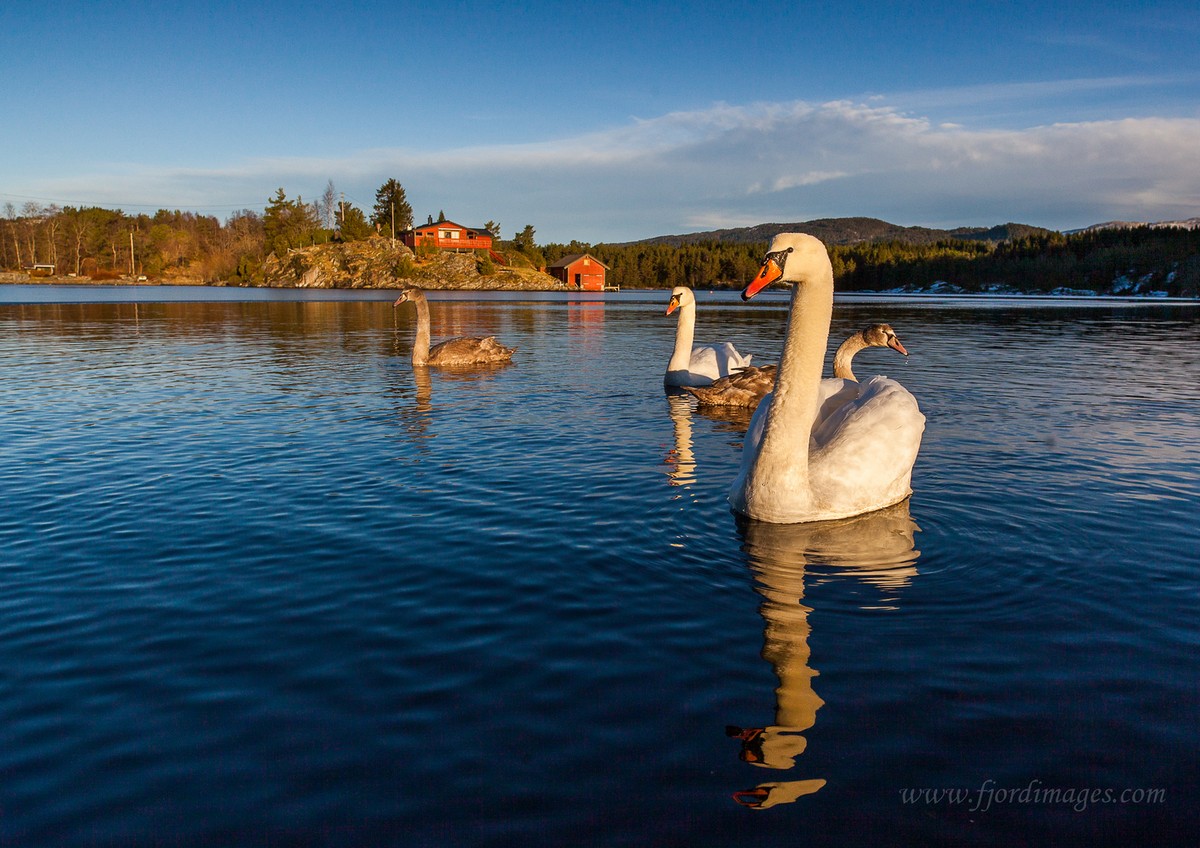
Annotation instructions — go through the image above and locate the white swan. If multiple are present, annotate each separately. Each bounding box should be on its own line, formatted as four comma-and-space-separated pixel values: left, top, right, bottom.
730, 234, 925, 524
682, 323, 909, 410
393, 287, 515, 367
664, 286, 752, 386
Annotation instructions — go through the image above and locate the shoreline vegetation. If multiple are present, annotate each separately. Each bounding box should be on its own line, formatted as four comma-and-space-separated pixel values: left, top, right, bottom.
3, 183, 1198, 296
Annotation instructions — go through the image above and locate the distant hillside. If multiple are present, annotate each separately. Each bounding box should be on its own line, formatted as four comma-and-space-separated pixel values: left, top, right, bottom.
622, 217, 1054, 247
1066, 217, 1200, 235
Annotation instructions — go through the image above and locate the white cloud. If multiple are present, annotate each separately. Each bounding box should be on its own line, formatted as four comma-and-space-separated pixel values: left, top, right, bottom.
749, 171, 852, 194
12, 98, 1200, 242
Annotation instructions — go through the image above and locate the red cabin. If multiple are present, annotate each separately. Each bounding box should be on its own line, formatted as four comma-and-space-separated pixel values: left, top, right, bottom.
401, 219, 494, 251
548, 253, 610, 291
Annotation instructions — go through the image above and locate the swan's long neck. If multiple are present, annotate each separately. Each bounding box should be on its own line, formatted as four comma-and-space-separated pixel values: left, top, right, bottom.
667, 301, 696, 374
751, 270, 834, 507
832, 331, 868, 381
411, 294, 432, 366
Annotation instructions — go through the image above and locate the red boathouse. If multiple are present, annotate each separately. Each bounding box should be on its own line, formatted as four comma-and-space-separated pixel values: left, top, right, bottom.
548, 253, 610, 291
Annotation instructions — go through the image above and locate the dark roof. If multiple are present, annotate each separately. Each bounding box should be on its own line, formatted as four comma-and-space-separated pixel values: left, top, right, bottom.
408, 219, 492, 235
547, 253, 609, 270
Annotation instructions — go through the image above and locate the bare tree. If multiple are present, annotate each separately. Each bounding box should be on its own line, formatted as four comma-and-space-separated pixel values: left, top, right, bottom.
68, 212, 92, 276
44, 204, 62, 270
318, 180, 338, 229
2, 203, 16, 269
22, 202, 43, 263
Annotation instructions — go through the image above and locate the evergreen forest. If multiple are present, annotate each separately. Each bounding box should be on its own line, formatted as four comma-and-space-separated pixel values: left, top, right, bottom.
3, 187, 1198, 297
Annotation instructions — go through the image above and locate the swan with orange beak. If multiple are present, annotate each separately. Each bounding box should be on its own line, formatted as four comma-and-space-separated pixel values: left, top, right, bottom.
730, 233, 925, 524
663, 285, 753, 387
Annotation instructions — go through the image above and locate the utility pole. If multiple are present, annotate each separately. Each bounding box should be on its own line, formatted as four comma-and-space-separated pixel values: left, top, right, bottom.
391, 203, 395, 245
129, 230, 135, 276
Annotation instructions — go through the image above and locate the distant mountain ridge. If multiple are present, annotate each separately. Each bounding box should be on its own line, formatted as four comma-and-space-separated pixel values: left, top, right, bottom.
1066, 217, 1200, 234
621, 217, 1054, 247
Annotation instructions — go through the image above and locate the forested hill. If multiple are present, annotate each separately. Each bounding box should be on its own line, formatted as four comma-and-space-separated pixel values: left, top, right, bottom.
625, 217, 1054, 247
572, 221, 1200, 297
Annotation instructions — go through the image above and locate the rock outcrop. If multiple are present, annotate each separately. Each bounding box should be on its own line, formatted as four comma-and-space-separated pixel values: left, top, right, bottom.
260, 237, 568, 290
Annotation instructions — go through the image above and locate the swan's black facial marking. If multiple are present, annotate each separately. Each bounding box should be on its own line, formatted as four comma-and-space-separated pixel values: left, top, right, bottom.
762, 246, 794, 277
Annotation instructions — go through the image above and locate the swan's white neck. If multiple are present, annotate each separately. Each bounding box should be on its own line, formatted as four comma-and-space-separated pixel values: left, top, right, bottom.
410, 294, 431, 366
667, 300, 696, 376
744, 268, 833, 518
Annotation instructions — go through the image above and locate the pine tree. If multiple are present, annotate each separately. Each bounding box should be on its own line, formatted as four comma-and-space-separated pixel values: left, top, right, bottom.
263, 188, 321, 257
371, 179, 413, 235
336, 205, 373, 242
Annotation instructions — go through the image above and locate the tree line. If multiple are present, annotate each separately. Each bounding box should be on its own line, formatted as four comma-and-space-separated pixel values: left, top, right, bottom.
0, 179, 431, 283
542, 226, 1199, 296
3, 186, 1197, 296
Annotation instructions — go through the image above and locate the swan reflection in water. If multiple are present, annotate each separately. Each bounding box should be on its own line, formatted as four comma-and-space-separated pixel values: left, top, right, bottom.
729, 502, 920, 809
663, 390, 757, 493
691, 395, 756, 432
387, 322, 511, 443
663, 393, 697, 489
394, 365, 434, 442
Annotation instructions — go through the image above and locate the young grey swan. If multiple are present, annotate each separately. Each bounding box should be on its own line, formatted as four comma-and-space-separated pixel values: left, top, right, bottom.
393, 287, 515, 367
683, 323, 909, 409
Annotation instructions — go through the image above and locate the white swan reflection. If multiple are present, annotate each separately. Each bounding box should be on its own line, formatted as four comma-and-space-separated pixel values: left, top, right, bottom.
663, 389, 758, 493
663, 393, 697, 489
729, 502, 920, 809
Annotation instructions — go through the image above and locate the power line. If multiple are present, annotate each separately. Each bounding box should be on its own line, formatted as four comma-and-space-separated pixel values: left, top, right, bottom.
1, 189, 377, 213
0, 190, 273, 212
0, 186, 387, 224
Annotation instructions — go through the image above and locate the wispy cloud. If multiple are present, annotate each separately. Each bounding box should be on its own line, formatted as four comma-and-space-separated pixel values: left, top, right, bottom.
16, 97, 1200, 241
882, 74, 1192, 113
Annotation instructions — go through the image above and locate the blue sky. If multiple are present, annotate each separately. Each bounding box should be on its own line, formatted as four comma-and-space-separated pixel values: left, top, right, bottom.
2, 0, 1198, 243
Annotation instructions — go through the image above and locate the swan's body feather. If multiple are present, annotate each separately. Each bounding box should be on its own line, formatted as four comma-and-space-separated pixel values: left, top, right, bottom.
673, 341, 753, 386
683, 364, 777, 407
426, 335, 513, 366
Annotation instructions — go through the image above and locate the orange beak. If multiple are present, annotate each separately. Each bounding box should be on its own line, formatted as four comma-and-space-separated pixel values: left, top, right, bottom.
742, 259, 782, 300
887, 337, 909, 356
666, 295, 680, 315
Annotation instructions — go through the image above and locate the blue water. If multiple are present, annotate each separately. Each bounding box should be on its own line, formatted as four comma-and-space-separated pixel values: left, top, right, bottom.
1, 288, 1197, 846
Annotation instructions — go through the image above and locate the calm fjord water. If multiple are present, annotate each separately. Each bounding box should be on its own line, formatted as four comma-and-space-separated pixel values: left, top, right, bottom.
1, 289, 1197, 846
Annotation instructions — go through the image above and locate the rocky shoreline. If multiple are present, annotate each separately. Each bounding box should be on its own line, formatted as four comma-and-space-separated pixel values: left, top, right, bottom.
259, 239, 569, 291
1, 238, 572, 291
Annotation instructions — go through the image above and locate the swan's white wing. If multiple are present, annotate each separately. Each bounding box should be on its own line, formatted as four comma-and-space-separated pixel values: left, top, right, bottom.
814, 377, 855, 427
688, 342, 752, 382
809, 376, 925, 514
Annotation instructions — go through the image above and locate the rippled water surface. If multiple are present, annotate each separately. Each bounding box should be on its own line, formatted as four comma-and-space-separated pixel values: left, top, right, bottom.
1, 289, 1197, 846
